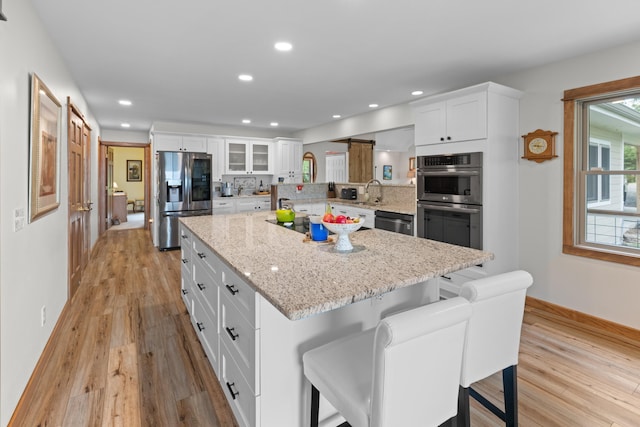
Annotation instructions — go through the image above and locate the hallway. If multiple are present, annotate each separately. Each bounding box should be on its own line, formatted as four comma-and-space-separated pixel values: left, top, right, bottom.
9, 229, 237, 426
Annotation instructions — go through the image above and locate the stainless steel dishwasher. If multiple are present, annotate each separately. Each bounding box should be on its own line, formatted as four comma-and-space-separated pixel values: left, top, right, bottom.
374, 210, 414, 235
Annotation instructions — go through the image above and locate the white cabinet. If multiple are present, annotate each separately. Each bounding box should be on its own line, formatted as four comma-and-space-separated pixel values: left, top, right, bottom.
207, 137, 226, 182
226, 138, 273, 175
413, 91, 487, 146
212, 199, 236, 215
153, 133, 207, 152
292, 202, 325, 216
275, 138, 303, 182
236, 197, 271, 213
413, 82, 523, 296
331, 204, 376, 229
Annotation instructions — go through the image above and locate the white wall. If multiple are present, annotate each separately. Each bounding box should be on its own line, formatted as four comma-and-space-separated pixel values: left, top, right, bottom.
494, 40, 640, 330
0, 1, 100, 423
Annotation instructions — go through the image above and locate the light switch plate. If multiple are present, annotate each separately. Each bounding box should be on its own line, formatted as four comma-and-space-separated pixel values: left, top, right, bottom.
13, 208, 25, 232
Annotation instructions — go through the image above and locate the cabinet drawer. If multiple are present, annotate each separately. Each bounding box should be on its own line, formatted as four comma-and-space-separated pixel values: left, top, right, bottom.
221, 340, 259, 427
193, 262, 219, 315
193, 294, 220, 375
221, 297, 260, 394
192, 238, 222, 279
221, 265, 259, 327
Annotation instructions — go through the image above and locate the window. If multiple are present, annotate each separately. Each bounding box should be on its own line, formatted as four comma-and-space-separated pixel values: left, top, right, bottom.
303, 152, 317, 183
564, 77, 640, 266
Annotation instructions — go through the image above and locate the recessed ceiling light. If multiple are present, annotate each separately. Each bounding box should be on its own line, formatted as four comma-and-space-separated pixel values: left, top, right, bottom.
411, 91, 424, 96
369, 104, 379, 108
274, 41, 292, 52
118, 99, 132, 106
238, 74, 253, 82
332, 114, 341, 119
270, 122, 279, 127
121, 123, 130, 128
242, 119, 251, 124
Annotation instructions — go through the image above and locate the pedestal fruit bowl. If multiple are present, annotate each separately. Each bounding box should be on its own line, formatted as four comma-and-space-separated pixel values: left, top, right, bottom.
322, 220, 363, 251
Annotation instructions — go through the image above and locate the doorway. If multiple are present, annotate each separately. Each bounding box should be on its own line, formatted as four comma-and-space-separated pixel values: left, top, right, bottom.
98, 140, 150, 235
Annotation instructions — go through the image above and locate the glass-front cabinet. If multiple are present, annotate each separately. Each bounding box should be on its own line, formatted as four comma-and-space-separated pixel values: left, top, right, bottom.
225, 138, 273, 174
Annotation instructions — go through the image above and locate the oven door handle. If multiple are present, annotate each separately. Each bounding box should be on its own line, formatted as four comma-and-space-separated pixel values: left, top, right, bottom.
417, 170, 480, 176
418, 202, 481, 214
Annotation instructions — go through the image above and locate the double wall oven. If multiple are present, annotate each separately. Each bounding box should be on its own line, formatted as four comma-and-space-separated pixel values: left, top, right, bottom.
416, 152, 483, 250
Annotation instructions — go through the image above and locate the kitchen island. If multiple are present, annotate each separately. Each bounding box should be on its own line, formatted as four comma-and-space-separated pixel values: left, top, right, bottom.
179, 211, 492, 427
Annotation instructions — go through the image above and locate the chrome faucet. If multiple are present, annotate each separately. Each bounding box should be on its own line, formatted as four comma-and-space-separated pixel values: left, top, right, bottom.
365, 179, 383, 203
237, 185, 243, 196
365, 179, 382, 193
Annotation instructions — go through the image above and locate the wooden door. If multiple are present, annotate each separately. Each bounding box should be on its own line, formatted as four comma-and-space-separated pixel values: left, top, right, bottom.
106, 147, 114, 229
348, 141, 373, 182
68, 100, 91, 299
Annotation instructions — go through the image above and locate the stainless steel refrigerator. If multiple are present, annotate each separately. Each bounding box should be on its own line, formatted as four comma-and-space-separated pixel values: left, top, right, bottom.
158, 151, 212, 249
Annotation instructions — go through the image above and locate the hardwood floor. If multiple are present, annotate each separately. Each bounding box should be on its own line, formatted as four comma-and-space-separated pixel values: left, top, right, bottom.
9, 228, 640, 426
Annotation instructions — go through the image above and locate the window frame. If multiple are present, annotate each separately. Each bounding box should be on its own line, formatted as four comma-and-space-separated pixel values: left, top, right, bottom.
563, 75, 640, 266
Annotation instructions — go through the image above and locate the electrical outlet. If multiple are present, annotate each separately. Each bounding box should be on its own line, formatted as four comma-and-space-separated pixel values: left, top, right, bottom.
358, 186, 364, 194
41, 306, 46, 327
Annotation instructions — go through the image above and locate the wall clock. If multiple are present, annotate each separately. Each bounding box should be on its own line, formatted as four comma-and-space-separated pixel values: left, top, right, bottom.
522, 129, 558, 163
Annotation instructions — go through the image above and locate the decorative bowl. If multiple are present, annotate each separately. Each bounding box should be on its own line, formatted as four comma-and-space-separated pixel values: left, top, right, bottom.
322, 219, 363, 251
276, 209, 295, 223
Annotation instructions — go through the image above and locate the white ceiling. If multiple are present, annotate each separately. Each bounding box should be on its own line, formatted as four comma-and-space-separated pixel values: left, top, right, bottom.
31, 0, 640, 135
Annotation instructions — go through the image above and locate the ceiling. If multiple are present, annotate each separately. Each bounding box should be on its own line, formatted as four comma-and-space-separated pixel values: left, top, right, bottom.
31, 0, 640, 135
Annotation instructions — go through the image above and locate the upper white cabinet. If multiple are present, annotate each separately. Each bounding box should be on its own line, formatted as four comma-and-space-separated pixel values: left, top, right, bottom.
413, 91, 487, 146
153, 132, 207, 152
275, 138, 303, 182
207, 137, 225, 182
225, 138, 274, 174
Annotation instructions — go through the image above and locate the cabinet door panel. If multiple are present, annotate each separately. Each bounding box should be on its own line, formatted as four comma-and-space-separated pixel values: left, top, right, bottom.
446, 92, 487, 142
414, 101, 447, 145
221, 341, 258, 427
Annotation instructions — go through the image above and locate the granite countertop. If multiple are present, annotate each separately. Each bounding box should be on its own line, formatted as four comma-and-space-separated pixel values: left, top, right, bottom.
180, 211, 493, 320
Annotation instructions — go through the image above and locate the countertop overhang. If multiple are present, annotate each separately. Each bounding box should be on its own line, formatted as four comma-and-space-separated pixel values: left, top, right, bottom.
180, 211, 493, 320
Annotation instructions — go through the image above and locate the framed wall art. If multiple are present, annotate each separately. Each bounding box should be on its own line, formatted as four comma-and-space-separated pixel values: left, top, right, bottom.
127, 159, 142, 181
29, 73, 61, 222
383, 164, 392, 180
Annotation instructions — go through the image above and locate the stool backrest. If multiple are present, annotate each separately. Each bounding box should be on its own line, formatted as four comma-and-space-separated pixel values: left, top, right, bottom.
459, 270, 533, 387
370, 297, 472, 427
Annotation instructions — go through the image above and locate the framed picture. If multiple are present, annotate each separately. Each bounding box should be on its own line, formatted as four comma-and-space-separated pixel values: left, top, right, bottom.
383, 165, 392, 180
409, 157, 416, 171
127, 160, 142, 181
29, 73, 61, 222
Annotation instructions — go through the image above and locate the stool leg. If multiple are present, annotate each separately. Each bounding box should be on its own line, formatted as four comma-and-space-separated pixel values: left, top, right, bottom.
503, 365, 518, 427
456, 386, 471, 427
311, 384, 319, 427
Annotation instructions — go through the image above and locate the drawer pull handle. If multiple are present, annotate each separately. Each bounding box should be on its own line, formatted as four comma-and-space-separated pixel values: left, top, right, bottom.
181, 289, 188, 295
196, 322, 205, 332
181, 259, 188, 264
225, 284, 239, 295
197, 252, 206, 259
197, 283, 205, 291
226, 382, 239, 400
441, 275, 452, 280
225, 327, 239, 341
181, 234, 189, 239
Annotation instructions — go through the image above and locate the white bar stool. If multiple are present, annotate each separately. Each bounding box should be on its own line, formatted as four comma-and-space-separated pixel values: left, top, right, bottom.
456, 270, 533, 427
303, 297, 473, 427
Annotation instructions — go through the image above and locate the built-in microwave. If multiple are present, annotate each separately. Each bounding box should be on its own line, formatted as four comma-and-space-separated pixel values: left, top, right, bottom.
416, 152, 483, 205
